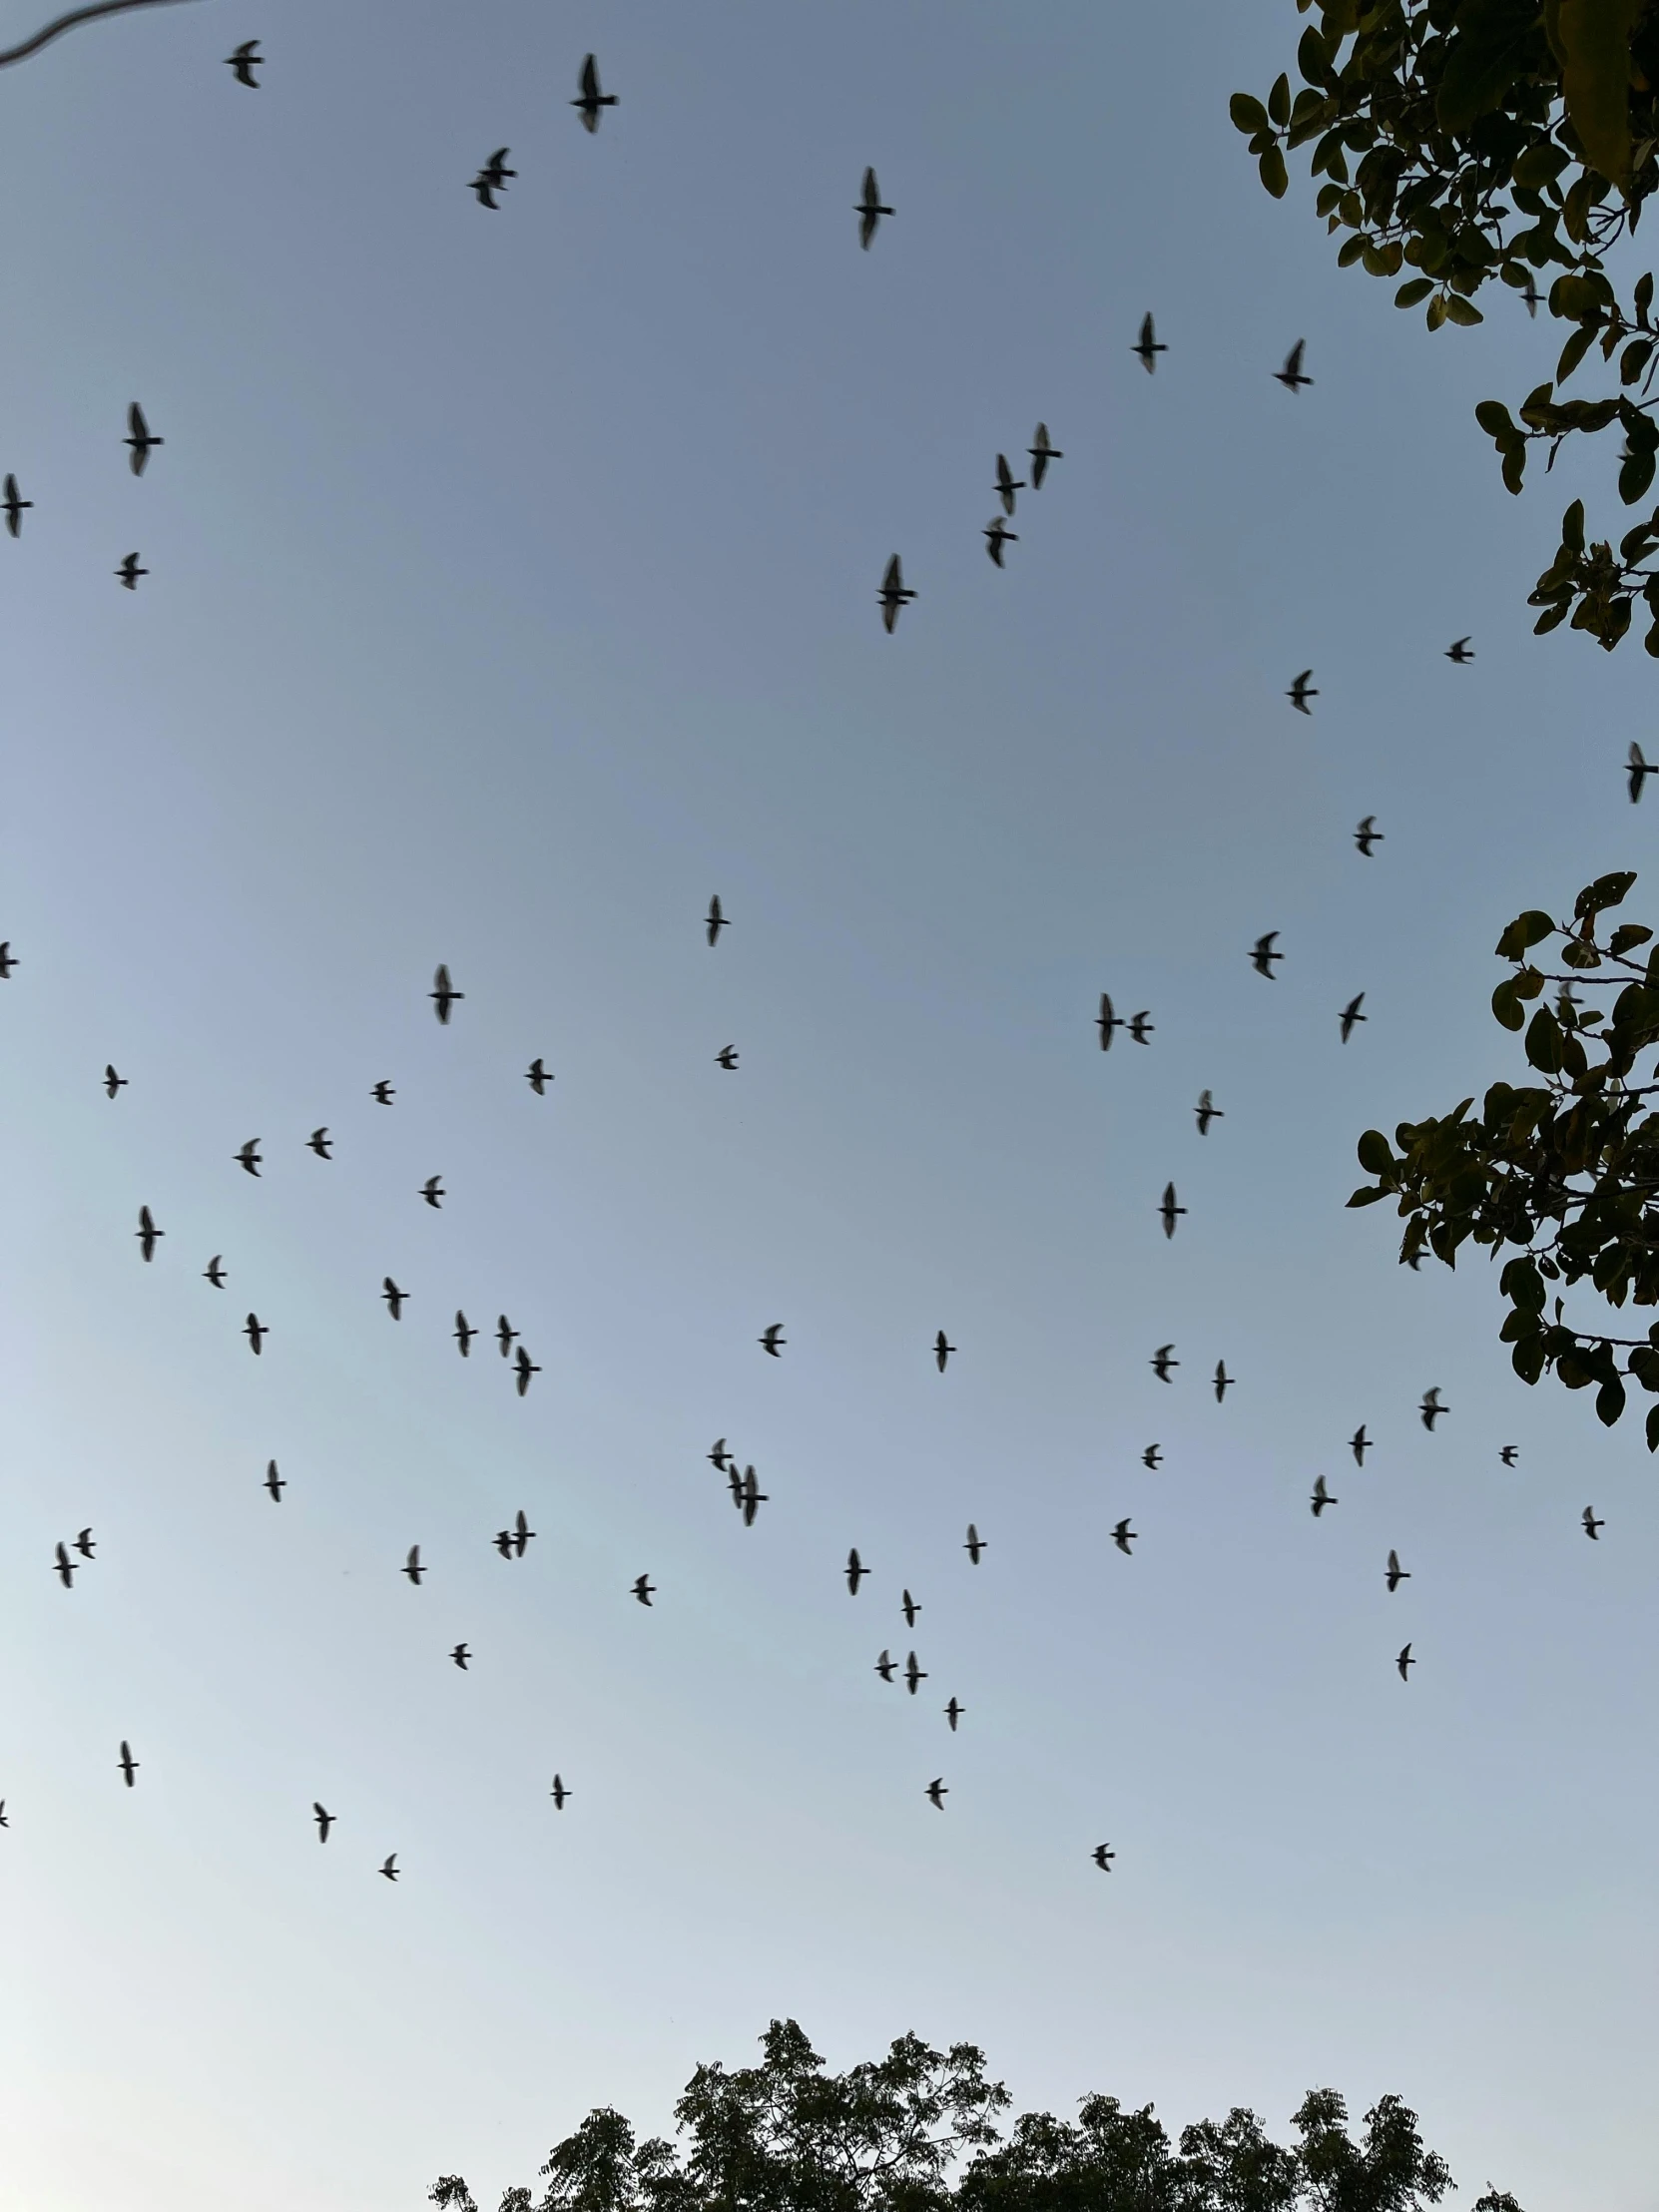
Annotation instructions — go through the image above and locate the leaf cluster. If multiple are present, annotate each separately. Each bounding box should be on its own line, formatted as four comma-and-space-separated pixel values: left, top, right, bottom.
1350, 870, 1659, 1441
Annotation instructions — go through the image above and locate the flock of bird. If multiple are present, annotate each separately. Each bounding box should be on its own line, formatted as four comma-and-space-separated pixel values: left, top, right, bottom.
0, 32, 1622, 1873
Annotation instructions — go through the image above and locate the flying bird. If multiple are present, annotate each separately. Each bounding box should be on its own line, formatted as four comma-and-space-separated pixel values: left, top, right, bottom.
1419, 1386, 1447, 1431
740, 1465, 768, 1525
877, 553, 915, 632
115, 552, 148, 589
1311, 1474, 1337, 1516
265, 1460, 284, 1501
1027, 422, 1062, 487
1133, 312, 1166, 371
244, 1313, 268, 1355
925, 1778, 947, 1810
307, 1127, 331, 1159
454, 1312, 476, 1356
715, 1045, 739, 1069
1093, 1844, 1116, 1872
1112, 1519, 1137, 1554
549, 1775, 571, 1810
1349, 1424, 1371, 1465
1355, 816, 1383, 855
1214, 1362, 1234, 1401
136, 1205, 163, 1261
904, 1651, 927, 1695
1252, 931, 1283, 977
1340, 992, 1367, 1041
706, 894, 728, 945
496, 1315, 517, 1358
511, 1511, 534, 1556
964, 1523, 986, 1565
944, 1697, 964, 1732
856, 166, 892, 249
1097, 993, 1124, 1049
403, 1546, 424, 1585
933, 1332, 954, 1373
379, 1855, 398, 1882
104, 1064, 127, 1098
1159, 1183, 1186, 1239
1195, 1089, 1223, 1134
430, 964, 463, 1023
632, 1573, 655, 1606
235, 1138, 262, 1177
126, 402, 162, 474
312, 1803, 334, 1842
845, 1548, 868, 1594
1445, 636, 1474, 664
204, 1255, 226, 1288
1129, 1010, 1155, 1044
709, 1438, 732, 1472
0, 1804, 8, 1827
1385, 1548, 1409, 1591
471, 148, 515, 208
1522, 274, 1541, 315
874, 1649, 896, 1683
1287, 670, 1318, 715
1500, 1444, 1518, 1466
225, 38, 261, 87
371, 1080, 394, 1105
449, 1644, 470, 1671
993, 453, 1024, 515
1396, 1643, 1415, 1681
759, 1323, 786, 1357
419, 1175, 444, 1209
901, 1588, 920, 1628
982, 515, 1018, 567
382, 1278, 407, 1320
1629, 742, 1656, 804
1275, 339, 1312, 390
1583, 1505, 1605, 1540
74, 1528, 95, 1559
3, 473, 31, 536
0, 944, 16, 978
54, 1542, 77, 1588
1151, 1344, 1178, 1382
526, 1058, 553, 1093
1142, 1444, 1162, 1469
514, 1345, 540, 1395
572, 53, 617, 132
493, 1530, 515, 1559
117, 1741, 139, 1786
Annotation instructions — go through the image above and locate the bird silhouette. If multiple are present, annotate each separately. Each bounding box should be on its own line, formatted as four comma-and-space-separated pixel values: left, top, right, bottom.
1112, 1519, 1137, 1554
1093, 1844, 1116, 1872
901, 1588, 921, 1628
856, 167, 892, 249
1583, 1505, 1605, 1539
403, 1546, 424, 1585
226, 38, 261, 86
115, 552, 148, 589
379, 1855, 398, 1882
905, 1651, 927, 1694
54, 1542, 77, 1588
709, 1438, 732, 1472
944, 1697, 964, 1732
371, 1080, 395, 1105
1159, 1183, 1185, 1239
1629, 743, 1656, 803
3, 472, 31, 536
934, 1332, 955, 1373
1252, 932, 1284, 977
1129, 1010, 1155, 1044
118, 1741, 138, 1786
313, 1803, 334, 1841
1340, 992, 1367, 1042
1311, 1474, 1337, 1516
1445, 636, 1474, 664
103, 1064, 127, 1099
126, 402, 162, 474
1275, 339, 1312, 390
471, 148, 515, 208
450, 1644, 470, 1670
244, 1313, 268, 1355
307, 1127, 332, 1159
1522, 274, 1541, 315
454, 1312, 476, 1356
526, 1057, 553, 1093
1142, 1444, 1162, 1469
430, 964, 463, 1023
874, 1649, 896, 1683
1350, 1424, 1371, 1464
1500, 1444, 1518, 1466
204, 1255, 226, 1288
1097, 993, 1125, 1049
877, 553, 915, 632
1355, 816, 1383, 855
1027, 423, 1062, 487
74, 1528, 95, 1560
1214, 1362, 1234, 1401
235, 1138, 262, 1177
0, 944, 16, 978
1419, 1386, 1447, 1430
715, 1045, 739, 1069
759, 1323, 786, 1357
741, 1466, 767, 1525
982, 515, 1018, 567
925, 1778, 947, 1809
993, 453, 1024, 515
0, 1804, 8, 1828
1396, 1643, 1414, 1681
705, 894, 728, 945
1133, 312, 1166, 371
845, 1548, 869, 1594
265, 1460, 284, 1501
1195, 1089, 1223, 1133
632, 1574, 655, 1606
964, 1523, 986, 1565
1287, 670, 1318, 714
382, 1278, 407, 1320
511, 1510, 534, 1556
419, 1175, 444, 1209
136, 1205, 163, 1261
496, 1316, 517, 1358
494, 1530, 515, 1559
514, 1345, 540, 1396
1151, 1344, 1178, 1382
572, 54, 617, 132
549, 1774, 571, 1810
1385, 1548, 1409, 1591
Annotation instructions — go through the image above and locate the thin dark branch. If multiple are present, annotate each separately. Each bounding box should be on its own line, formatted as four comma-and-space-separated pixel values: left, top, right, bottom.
0, 0, 202, 70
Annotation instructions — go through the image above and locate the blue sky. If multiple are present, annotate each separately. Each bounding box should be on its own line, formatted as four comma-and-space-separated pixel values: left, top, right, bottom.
2, 3, 1656, 2207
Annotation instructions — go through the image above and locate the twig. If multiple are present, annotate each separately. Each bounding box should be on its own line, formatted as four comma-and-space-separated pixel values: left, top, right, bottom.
0, 0, 203, 71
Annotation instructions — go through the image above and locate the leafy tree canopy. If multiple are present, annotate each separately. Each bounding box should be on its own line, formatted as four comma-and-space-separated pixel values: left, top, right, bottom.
428, 2020, 1523, 2212
1234, 1, 1659, 652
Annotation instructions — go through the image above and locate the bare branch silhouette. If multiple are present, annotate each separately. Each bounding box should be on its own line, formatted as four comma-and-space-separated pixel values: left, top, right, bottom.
0, 0, 204, 71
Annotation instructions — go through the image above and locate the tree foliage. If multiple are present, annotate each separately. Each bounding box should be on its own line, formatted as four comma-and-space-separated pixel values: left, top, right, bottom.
1233, 1, 1659, 651
1350, 868, 1659, 1440
429, 2020, 1522, 2212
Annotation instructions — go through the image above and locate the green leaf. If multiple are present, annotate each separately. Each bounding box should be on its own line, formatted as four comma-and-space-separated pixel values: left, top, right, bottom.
1259, 144, 1289, 199
1230, 93, 1272, 136
1563, 497, 1587, 552
1577, 869, 1637, 916
1597, 1375, 1627, 1425
1556, 324, 1596, 383
1491, 976, 1526, 1029
1346, 1185, 1388, 1207
1525, 1005, 1565, 1072
1437, 0, 1548, 132
1495, 909, 1556, 957
1268, 72, 1292, 127
1551, 0, 1644, 187
1611, 922, 1655, 954
1646, 1402, 1659, 1450
1512, 1336, 1547, 1384
1357, 1129, 1394, 1176
1396, 276, 1435, 306
1444, 293, 1485, 326
1620, 449, 1656, 504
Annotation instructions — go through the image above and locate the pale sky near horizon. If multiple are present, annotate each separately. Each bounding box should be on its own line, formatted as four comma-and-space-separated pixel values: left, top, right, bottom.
2, 4, 1656, 2209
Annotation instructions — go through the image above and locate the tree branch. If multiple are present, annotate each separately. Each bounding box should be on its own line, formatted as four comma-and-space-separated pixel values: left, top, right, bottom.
0, 0, 203, 71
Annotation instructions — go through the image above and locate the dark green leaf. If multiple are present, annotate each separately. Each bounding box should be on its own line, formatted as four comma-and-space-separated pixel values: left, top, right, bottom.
1230, 93, 1272, 136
